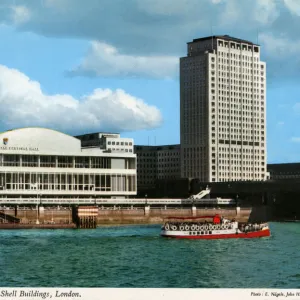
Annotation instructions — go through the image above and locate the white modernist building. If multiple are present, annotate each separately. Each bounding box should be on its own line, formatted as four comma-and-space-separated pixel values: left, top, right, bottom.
180, 35, 267, 182
0, 128, 136, 204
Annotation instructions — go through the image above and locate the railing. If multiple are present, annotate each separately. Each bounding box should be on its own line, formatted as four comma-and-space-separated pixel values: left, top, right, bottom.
0, 212, 20, 223
0, 198, 237, 205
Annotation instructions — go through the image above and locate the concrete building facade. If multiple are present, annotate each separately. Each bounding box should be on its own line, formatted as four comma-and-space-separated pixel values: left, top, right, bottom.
180, 35, 267, 182
267, 163, 300, 180
0, 128, 136, 205
134, 145, 180, 190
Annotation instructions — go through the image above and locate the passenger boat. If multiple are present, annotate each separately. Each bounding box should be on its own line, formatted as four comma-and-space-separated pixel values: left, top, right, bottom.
161, 214, 270, 239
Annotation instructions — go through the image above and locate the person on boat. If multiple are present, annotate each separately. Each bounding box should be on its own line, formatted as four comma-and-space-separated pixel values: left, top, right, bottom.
213, 215, 221, 224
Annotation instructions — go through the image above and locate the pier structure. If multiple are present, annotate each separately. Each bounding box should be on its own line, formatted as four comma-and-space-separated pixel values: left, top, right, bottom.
74, 206, 98, 229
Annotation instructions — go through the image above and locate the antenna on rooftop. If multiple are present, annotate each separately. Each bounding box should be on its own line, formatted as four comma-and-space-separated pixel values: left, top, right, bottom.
211, 24, 214, 51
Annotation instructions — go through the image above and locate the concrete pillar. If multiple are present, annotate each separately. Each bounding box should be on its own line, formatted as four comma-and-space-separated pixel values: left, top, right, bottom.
36, 205, 40, 224
192, 206, 197, 217
39, 206, 45, 216
14, 205, 18, 217
236, 206, 240, 216
144, 205, 150, 216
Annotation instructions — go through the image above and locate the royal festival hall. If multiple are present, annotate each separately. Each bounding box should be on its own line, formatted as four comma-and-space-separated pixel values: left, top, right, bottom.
0, 127, 136, 205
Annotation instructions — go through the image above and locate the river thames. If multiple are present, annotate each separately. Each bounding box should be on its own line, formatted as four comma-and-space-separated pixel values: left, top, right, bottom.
0, 222, 299, 288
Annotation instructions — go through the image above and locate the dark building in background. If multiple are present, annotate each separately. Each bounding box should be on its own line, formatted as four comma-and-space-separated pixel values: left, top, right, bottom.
267, 163, 300, 180
134, 145, 181, 193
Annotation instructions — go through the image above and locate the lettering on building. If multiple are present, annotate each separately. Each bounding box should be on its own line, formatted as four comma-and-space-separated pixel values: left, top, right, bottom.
0, 146, 39, 151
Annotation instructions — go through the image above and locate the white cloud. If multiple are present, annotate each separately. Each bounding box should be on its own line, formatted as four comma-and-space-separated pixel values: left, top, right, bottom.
291, 137, 300, 143
69, 41, 178, 79
219, 1, 240, 26
1, 0, 299, 81
253, 0, 279, 25
0, 64, 163, 133
10, 5, 31, 25
43, 0, 69, 12
258, 32, 300, 57
210, 0, 224, 4
283, 0, 300, 16
293, 103, 300, 113
135, 0, 198, 16
219, 0, 278, 27
0, 0, 284, 56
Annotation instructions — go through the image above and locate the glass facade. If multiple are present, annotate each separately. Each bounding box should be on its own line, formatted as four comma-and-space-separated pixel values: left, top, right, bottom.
0, 154, 136, 198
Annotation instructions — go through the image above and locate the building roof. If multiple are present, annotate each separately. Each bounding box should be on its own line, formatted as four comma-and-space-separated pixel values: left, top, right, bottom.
3, 126, 72, 138
135, 144, 180, 151
188, 35, 259, 46
0, 127, 81, 154
75, 132, 120, 137
268, 163, 300, 171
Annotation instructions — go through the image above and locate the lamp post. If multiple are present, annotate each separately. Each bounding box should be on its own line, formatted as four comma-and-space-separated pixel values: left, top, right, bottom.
145, 194, 147, 206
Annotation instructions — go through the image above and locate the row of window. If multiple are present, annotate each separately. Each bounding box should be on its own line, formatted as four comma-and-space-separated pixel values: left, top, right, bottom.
217, 105, 264, 111
216, 52, 261, 60
217, 137, 264, 143
0, 172, 136, 188
211, 89, 265, 95
108, 148, 133, 152
0, 155, 132, 169
138, 169, 180, 173
217, 42, 259, 52
107, 141, 133, 146
215, 162, 264, 167
216, 148, 264, 153
217, 127, 264, 134
213, 124, 265, 131
217, 66, 264, 75
216, 178, 265, 182
218, 59, 262, 68
212, 147, 265, 153
137, 152, 180, 157
216, 121, 265, 127
216, 76, 264, 83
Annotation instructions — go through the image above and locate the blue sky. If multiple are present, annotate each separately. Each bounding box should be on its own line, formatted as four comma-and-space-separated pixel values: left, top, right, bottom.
0, 0, 300, 163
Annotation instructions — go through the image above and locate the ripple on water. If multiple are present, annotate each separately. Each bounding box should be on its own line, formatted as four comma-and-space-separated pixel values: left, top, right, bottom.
0, 222, 298, 288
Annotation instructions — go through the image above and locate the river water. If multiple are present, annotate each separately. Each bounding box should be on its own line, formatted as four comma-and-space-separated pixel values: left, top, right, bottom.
0, 222, 299, 288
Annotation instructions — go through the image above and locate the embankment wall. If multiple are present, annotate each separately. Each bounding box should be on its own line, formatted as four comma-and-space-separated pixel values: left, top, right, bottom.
0, 206, 269, 225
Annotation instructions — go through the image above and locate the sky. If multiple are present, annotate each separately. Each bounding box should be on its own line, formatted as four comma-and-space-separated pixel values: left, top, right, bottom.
0, 0, 300, 163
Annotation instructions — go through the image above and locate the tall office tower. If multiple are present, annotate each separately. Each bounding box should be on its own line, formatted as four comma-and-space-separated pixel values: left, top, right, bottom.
180, 35, 267, 182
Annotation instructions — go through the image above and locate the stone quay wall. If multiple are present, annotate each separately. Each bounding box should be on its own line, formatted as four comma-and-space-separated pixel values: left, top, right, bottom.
0, 206, 255, 225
